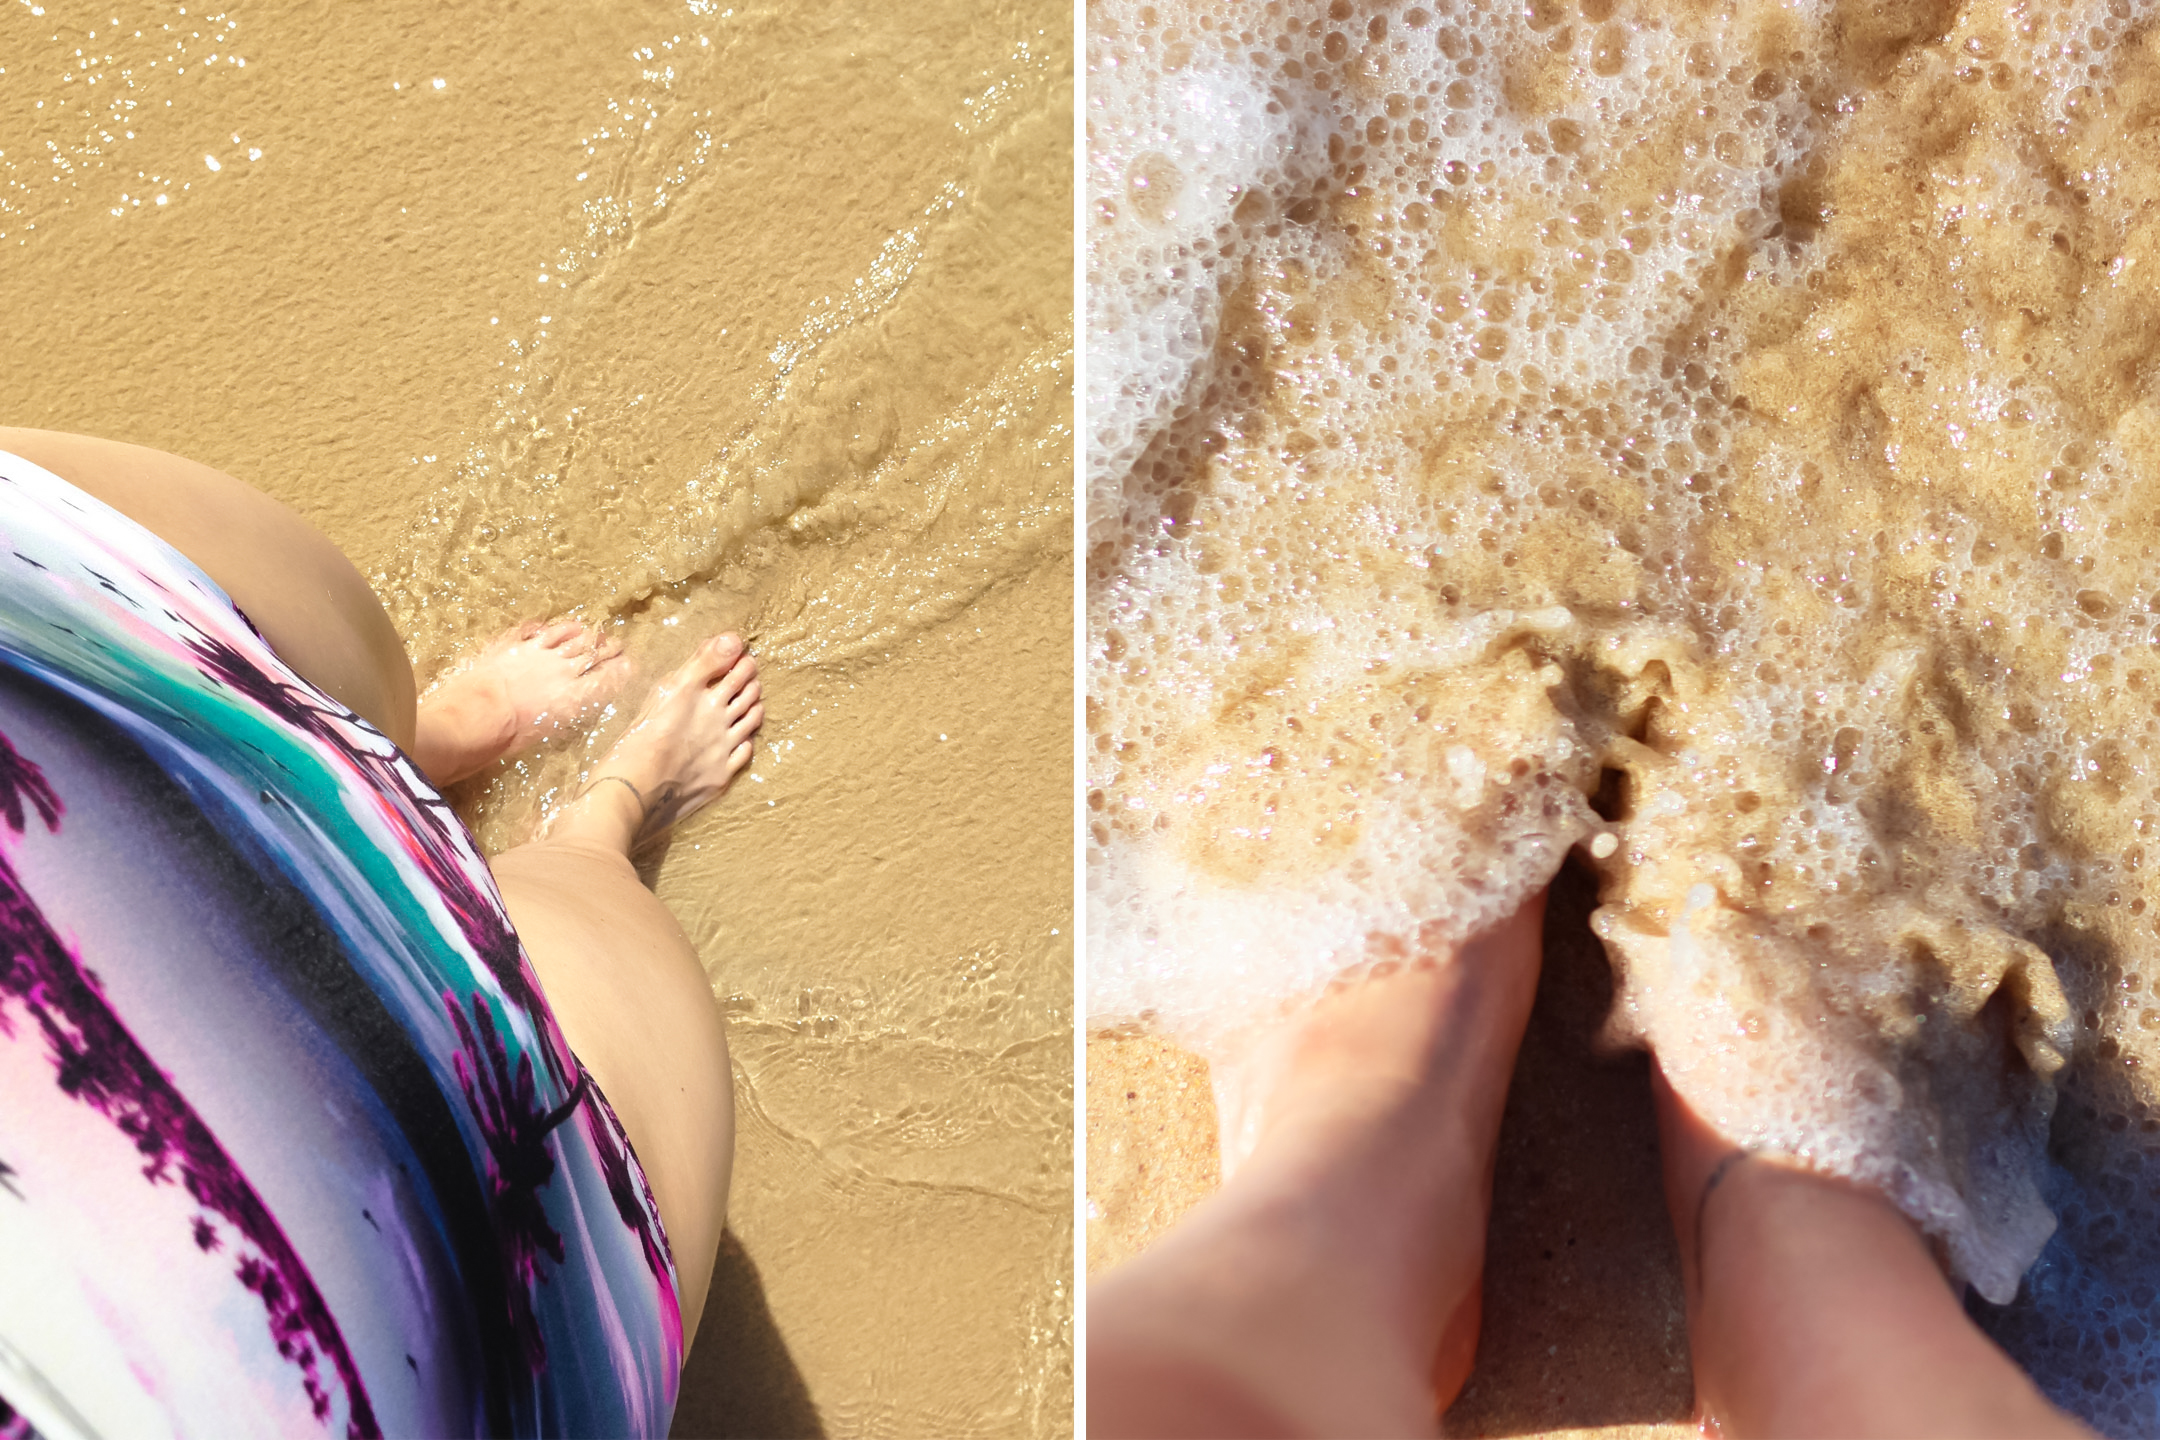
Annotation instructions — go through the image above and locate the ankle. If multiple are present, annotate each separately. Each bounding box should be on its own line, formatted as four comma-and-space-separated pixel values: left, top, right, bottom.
1687, 1159, 2028, 1436
1227, 1107, 1491, 1375
413, 680, 518, 786
1252, 959, 1527, 1188
551, 775, 646, 855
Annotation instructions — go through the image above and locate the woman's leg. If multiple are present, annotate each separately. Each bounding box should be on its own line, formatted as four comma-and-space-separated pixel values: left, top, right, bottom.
0, 426, 631, 785
5, 427, 763, 1343
0, 426, 421, 746
1654, 1068, 2091, 1438
490, 633, 765, 1348
1087, 895, 1546, 1439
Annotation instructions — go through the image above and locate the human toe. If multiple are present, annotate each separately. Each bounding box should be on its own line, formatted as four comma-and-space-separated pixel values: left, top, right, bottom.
679, 633, 741, 681
720, 676, 761, 720
561, 627, 615, 667
708, 651, 757, 700
583, 650, 633, 687
656, 633, 740, 691
481, 619, 541, 658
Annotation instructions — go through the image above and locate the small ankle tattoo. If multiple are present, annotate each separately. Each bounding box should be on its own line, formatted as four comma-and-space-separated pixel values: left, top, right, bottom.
580, 774, 690, 849
586, 774, 646, 811
631, 781, 685, 848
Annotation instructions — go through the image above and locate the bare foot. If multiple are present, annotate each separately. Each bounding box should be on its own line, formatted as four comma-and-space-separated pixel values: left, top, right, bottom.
1235, 896, 1545, 1410
413, 619, 631, 786
1088, 895, 1546, 1438
1652, 1069, 2092, 1439
550, 632, 763, 856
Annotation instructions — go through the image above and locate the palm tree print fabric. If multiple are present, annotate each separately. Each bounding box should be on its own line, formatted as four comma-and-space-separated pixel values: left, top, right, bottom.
0, 452, 681, 1439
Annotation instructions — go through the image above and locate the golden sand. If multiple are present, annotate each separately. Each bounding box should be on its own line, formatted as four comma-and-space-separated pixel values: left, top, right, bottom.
1, 1, 1072, 1434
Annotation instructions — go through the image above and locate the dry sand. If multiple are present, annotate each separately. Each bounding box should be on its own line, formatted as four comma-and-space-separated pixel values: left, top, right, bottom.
0, 1, 1072, 1435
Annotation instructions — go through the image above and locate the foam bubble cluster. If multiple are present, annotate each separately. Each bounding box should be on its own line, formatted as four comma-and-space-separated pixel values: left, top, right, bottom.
1087, 0, 2160, 1426
1087, 56, 1318, 547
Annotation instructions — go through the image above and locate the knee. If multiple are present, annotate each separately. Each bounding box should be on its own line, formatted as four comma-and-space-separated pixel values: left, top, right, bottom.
491, 836, 698, 979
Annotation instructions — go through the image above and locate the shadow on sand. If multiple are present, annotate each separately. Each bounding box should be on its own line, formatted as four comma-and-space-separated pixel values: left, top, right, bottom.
1441, 856, 1695, 1437
668, 1228, 825, 1440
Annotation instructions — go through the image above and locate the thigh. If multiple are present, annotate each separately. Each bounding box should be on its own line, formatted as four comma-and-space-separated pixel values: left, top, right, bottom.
0, 427, 416, 747
489, 836, 735, 1345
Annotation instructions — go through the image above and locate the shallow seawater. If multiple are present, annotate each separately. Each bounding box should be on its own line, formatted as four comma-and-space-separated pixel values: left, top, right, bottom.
1087, 0, 2160, 1428
2, 0, 1073, 1433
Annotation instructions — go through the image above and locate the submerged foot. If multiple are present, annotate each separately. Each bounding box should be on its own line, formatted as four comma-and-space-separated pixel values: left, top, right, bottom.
413, 619, 631, 786
1236, 896, 1545, 1410
552, 633, 763, 856
1090, 896, 1546, 1437
1651, 1069, 2095, 1439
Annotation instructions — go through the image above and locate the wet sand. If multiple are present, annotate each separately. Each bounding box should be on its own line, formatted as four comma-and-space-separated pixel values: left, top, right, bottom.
1, 1, 1072, 1434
